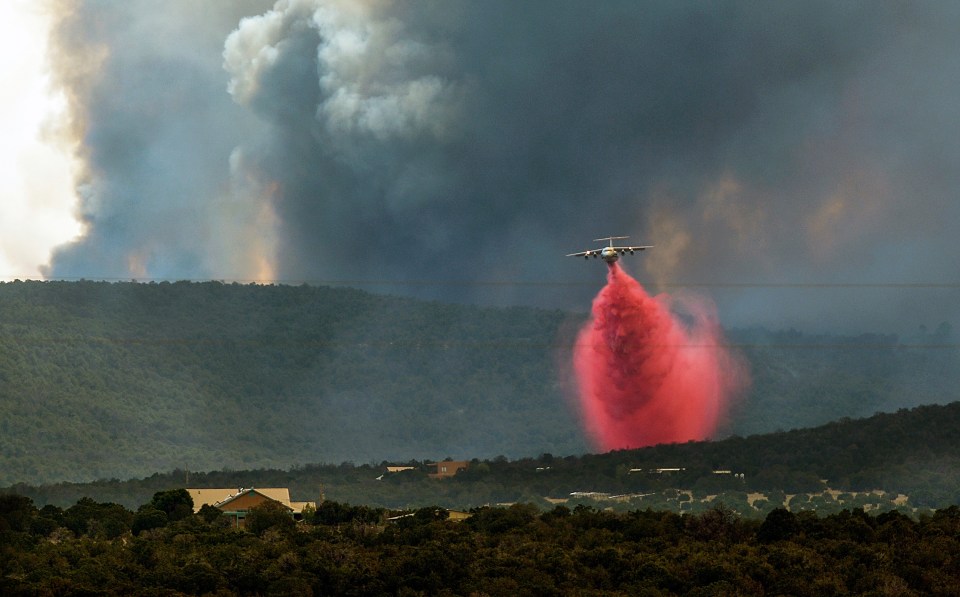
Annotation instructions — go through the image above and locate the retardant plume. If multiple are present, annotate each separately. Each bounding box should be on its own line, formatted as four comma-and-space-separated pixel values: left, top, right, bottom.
573, 263, 747, 450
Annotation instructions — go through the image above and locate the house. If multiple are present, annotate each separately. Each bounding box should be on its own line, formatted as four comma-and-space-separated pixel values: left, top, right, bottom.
630, 467, 686, 475
427, 460, 469, 479
186, 487, 316, 529
446, 509, 472, 522
385, 509, 473, 523
377, 465, 419, 480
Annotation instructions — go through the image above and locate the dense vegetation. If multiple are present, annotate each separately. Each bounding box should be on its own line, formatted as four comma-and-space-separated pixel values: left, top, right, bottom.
0, 279, 956, 486
4, 489, 960, 596
8, 402, 960, 516
0, 280, 577, 485
730, 323, 958, 436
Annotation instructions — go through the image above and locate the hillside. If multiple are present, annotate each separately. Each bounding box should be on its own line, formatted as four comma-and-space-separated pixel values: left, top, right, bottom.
9, 401, 960, 514
0, 280, 957, 485
0, 280, 580, 485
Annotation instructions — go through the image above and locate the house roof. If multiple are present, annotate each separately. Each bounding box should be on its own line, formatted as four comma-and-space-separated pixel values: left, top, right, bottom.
215, 488, 294, 512
186, 487, 314, 514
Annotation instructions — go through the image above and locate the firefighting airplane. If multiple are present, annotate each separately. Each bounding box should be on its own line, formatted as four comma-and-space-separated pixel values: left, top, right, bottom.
566, 236, 652, 263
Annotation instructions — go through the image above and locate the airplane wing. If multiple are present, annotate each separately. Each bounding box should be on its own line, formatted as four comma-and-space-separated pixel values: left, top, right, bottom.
566, 240, 653, 258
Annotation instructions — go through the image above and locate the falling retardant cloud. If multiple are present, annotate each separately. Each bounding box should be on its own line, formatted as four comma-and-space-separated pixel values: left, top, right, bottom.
574, 263, 747, 451
44, 1, 960, 334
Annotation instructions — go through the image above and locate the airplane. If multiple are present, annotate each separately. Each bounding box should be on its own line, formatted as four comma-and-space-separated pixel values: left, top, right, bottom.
566, 236, 652, 263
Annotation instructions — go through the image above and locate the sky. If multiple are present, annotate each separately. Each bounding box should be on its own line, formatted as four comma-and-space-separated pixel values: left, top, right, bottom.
0, 0, 81, 278
5, 0, 960, 334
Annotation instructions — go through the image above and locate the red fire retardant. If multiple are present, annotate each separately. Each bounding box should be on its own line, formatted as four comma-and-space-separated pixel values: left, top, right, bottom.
573, 262, 748, 450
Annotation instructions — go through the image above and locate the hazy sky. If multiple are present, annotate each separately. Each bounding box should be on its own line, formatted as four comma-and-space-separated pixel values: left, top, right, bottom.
8, 1, 960, 334
0, 1, 81, 278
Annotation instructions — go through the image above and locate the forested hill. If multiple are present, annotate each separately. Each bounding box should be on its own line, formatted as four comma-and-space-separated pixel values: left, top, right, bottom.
0, 279, 957, 486
0, 280, 579, 485
9, 401, 960, 511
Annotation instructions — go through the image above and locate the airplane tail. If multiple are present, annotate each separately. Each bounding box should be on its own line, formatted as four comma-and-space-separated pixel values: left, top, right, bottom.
593, 236, 629, 246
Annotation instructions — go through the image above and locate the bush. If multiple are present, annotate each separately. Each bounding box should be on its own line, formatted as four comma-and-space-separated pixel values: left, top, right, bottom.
132, 506, 168, 536
246, 500, 295, 535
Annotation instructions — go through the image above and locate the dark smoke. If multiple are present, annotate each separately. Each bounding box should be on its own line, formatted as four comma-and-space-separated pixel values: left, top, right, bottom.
45, 1, 960, 334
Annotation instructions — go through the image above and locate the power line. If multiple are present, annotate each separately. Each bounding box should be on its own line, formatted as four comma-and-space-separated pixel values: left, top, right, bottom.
0, 335, 956, 351
5, 276, 960, 290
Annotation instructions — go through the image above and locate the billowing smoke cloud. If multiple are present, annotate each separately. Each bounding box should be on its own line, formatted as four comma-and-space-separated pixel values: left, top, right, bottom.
45, 1, 960, 333
44, 0, 276, 281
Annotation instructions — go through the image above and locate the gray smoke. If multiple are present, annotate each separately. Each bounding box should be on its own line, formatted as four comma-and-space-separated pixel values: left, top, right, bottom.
44, 0, 276, 281
46, 1, 960, 334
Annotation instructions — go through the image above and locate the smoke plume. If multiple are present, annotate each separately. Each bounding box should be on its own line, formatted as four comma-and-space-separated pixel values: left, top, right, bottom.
574, 262, 747, 450
42, 1, 960, 333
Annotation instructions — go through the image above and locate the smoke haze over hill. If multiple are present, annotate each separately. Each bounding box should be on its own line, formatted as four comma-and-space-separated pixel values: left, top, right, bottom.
41, 1, 960, 334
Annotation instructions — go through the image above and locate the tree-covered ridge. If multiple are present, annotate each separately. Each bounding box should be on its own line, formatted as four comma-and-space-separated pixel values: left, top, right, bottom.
0, 279, 957, 486
4, 489, 960, 596
9, 401, 960, 515
730, 324, 959, 435
0, 280, 581, 485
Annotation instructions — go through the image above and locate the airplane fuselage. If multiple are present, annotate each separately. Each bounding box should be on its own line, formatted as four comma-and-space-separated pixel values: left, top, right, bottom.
601, 247, 620, 263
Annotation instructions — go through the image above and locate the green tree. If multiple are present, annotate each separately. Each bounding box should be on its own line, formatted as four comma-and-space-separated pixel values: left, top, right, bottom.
245, 500, 295, 535
148, 488, 194, 522
757, 507, 799, 543
131, 506, 168, 536
63, 497, 132, 539
198, 503, 223, 523
0, 493, 36, 533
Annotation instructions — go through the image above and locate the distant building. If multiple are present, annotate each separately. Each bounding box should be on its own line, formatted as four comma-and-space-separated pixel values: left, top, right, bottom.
186, 487, 316, 529
428, 460, 469, 479
630, 467, 686, 475
386, 509, 473, 523
386, 466, 416, 473
570, 491, 610, 499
